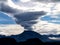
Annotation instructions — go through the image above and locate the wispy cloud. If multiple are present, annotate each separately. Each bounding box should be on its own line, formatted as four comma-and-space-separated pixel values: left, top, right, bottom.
32, 18, 60, 35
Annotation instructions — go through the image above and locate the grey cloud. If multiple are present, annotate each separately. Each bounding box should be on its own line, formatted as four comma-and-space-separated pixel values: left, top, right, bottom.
14, 11, 46, 22
0, 0, 47, 30
0, 0, 7, 1
14, 11, 46, 30
1, 3, 22, 14
0, 0, 23, 15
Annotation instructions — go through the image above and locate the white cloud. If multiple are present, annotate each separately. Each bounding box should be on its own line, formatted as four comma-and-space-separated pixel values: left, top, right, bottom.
0, 0, 60, 14
20, 0, 31, 3
32, 19, 60, 35
7, 0, 49, 11
1, 0, 60, 15
7, 0, 30, 10
7, 0, 60, 15
49, 37, 60, 40
0, 24, 24, 36
32, 0, 60, 3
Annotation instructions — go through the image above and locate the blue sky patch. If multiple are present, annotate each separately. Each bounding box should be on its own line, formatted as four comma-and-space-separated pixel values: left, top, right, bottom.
0, 12, 16, 24
41, 15, 60, 24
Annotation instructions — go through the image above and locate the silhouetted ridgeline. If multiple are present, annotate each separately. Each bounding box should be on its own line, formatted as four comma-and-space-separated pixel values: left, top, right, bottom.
0, 38, 60, 45
0, 38, 17, 45
0, 38, 44, 45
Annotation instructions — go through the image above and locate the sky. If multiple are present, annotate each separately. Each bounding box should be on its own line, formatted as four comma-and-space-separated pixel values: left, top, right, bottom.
0, 0, 60, 42
0, 12, 16, 24
0, 12, 24, 36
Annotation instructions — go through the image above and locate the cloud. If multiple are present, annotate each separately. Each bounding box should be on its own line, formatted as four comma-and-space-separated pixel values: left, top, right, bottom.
0, 0, 25, 36
32, 0, 60, 3
0, 1, 22, 14
0, 0, 7, 2
1, 3, 17, 14
6, 0, 54, 12
0, 0, 60, 42
0, 0, 60, 34
0, 0, 59, 15
14, 11, 46, 21
0, 0, 24, 21
14, 11, 46, 30
32, 18, 60, 35
0, 0, 47, 31
0, 25, 24, 36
